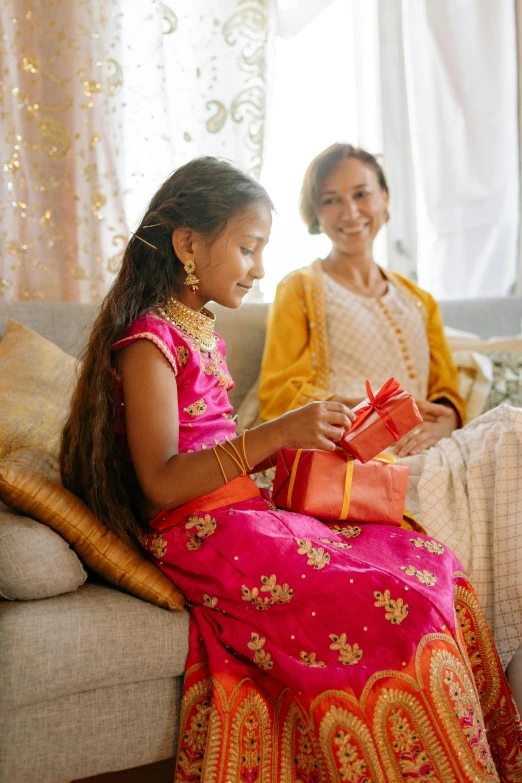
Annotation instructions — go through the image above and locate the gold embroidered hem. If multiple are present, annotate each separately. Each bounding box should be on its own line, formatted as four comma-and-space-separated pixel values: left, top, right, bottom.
174, 579, 522, 782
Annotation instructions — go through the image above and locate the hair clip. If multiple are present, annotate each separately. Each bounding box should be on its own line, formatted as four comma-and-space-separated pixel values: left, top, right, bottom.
142, 223, 162, 229
130, 232, 157, 250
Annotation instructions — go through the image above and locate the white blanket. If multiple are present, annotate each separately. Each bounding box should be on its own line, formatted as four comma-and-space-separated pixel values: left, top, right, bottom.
401, 404, 522, 668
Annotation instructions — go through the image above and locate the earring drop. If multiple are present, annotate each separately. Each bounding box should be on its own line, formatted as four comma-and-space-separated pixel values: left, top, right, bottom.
183, 259, 199, 293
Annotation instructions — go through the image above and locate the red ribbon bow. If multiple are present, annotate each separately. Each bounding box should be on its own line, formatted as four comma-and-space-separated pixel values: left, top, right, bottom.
349, 378, 402, 441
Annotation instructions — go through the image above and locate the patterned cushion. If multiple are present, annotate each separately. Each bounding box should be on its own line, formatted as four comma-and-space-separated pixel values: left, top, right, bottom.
0, 318, 77, 459
484, 353, 522, 411
0, 447, 184, 611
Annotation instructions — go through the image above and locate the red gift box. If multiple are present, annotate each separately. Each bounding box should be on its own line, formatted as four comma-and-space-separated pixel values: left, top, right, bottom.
340, 378, 422, 463
273, 447, 409, 526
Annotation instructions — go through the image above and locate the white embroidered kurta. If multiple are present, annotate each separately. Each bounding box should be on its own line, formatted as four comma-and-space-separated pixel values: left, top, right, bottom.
323, 270, 430, 403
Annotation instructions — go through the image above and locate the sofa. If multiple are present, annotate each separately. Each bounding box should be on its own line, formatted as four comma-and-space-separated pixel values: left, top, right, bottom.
1, 296, 522, 783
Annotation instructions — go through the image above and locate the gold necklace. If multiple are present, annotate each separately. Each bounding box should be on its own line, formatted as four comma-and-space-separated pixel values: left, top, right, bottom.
157, 297, 217, 352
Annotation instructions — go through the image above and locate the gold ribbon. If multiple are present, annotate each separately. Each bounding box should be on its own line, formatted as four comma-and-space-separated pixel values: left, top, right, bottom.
340, 458, 355, 519
287, 448, 302, 507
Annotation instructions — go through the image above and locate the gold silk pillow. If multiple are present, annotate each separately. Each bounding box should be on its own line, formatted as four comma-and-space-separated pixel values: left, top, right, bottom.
0, 447, 185, 611
0, 319, 77, 459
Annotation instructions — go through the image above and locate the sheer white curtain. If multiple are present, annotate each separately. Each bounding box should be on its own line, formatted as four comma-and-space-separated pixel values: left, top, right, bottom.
119, 0, 275, 233
260, 0, 384, 301
380, 0, 519, 298
262, 0, 519, 301
0, 0, 275, 302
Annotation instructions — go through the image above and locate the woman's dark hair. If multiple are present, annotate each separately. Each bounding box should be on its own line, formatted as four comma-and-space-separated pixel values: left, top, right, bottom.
60, 156, 273, 550
300, 143, 389, 234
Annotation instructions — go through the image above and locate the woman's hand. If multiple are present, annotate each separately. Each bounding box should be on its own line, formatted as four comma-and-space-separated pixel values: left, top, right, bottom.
395, 401, 458, 457
276, 401, 355, 452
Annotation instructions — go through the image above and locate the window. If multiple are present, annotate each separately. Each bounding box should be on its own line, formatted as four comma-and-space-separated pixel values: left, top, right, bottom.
259, 0, 384, 300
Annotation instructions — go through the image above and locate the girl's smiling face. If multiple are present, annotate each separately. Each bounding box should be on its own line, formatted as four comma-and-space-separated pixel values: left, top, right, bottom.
174, 201, 272, 310
316, 157, 388, 256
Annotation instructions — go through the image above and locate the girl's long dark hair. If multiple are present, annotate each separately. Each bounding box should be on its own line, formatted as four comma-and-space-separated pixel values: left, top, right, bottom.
60, 157, 272, 550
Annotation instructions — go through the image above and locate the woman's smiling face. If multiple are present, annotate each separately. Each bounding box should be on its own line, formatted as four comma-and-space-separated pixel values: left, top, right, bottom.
316, 157, 389, 255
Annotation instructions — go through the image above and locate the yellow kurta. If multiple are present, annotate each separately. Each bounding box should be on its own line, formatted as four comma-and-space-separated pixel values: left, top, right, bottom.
259, 259, 466, 424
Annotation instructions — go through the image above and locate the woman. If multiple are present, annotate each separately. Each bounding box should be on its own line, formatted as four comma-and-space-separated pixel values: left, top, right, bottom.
259, 143, 464, 458
259, 143, 522, 690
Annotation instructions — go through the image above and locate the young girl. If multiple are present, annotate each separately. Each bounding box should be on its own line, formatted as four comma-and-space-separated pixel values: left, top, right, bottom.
61, 157, 522, 781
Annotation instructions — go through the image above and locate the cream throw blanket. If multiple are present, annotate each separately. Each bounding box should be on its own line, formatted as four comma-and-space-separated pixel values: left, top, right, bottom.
401, 404, 522, 668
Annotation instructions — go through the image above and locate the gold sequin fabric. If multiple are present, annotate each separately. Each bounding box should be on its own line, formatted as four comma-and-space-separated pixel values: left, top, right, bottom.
0, 0, 270, 301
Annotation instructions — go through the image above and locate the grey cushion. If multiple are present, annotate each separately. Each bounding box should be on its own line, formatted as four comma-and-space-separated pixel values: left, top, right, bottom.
0, 582, 190, 708
0, 509, 87, 601
0, 301, 99, 359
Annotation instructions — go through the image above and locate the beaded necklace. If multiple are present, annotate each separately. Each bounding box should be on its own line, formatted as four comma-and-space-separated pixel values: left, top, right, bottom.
157, 298, 217, 352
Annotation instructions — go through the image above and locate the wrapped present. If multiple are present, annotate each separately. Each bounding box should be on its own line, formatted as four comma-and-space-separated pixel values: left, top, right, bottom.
340, 378, 423, 463
273, 447, 409, 526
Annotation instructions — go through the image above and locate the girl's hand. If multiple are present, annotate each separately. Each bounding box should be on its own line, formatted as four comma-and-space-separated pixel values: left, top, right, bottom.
277, 401, 355, 452
395, 402, 458, 457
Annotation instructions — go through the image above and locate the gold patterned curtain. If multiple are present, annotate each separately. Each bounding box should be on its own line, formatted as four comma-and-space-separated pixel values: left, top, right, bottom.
0, 0, 274, 302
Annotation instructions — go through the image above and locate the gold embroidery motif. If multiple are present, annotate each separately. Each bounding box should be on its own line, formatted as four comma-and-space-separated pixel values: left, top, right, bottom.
329, 524, 361, 538
183, 398, 207, 416
454, 585, 501, 715
185, 513, 217, 550
329, 634, 363, 665
430, 648, 496, 775
374, 589, 409, 624
299, 651, 326, 668
203, 594, 218, 609
226, 691, 273, 783
281, 704, 324, 782
409, 537, 445, 554
176, 678, 219, 781
247, 632, 273, 670
318, 538, 352, 550
401, 565, 437, 586
319, 706, 385, 783
296, 539, 330, 569
148, 533, 167, 560
241, 574, 294, 610
373, 689, 455, 782
176, 345, 189, 367
201, 351, 233, 389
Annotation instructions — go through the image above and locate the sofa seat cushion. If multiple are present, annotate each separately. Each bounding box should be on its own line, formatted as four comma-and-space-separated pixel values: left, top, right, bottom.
0, 582, 190, 709
0, 508, 87, 600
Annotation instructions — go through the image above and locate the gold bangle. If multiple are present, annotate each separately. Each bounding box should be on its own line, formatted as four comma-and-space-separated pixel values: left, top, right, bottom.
217, 442, 245, 477
212, 446, 228, 484
225, 437, 247, 475
241, 430, 253, 471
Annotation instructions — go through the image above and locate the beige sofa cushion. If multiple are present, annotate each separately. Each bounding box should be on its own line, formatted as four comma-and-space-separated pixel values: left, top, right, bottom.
0, 447, 184, 611
0, 507, 87, 601
0, 582, 189, 709
0, 318, 77, 459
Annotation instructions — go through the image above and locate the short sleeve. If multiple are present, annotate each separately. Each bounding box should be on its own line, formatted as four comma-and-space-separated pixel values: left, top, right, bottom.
111, 313, 180, 376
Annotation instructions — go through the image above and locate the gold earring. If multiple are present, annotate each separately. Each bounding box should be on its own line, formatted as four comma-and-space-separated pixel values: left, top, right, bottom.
183, 259, 199, 293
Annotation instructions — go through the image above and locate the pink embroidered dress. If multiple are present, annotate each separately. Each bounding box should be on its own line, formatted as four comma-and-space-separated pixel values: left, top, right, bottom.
112, 311, 522, 783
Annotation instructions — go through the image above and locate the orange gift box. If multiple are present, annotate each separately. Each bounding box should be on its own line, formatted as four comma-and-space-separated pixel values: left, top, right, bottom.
340, 378, 423, 463
273, 447, 409, 526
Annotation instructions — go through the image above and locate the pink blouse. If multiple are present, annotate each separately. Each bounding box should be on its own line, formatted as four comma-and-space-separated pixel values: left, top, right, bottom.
111, 312, 237, 453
